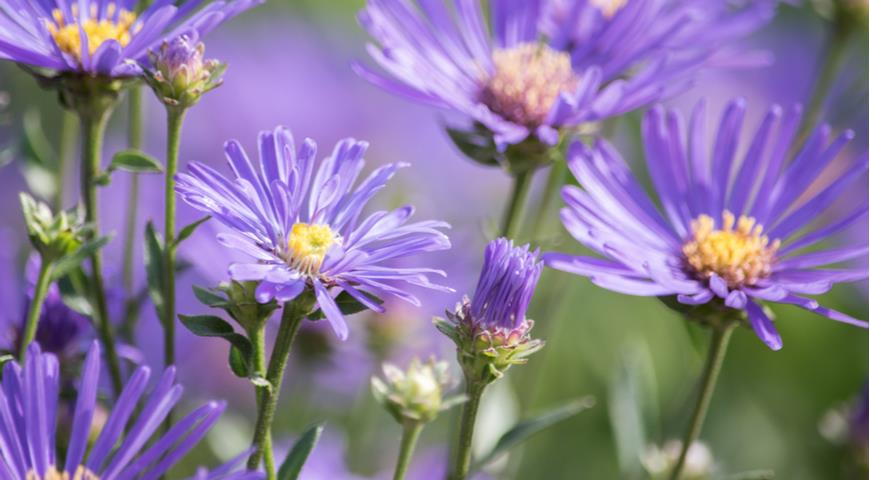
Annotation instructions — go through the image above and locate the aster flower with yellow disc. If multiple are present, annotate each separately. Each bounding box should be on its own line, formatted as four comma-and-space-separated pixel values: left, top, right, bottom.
354, 0, 773, 168
544, 98, 868, 350
175, 126, 452, 341
0, 0, 260, 77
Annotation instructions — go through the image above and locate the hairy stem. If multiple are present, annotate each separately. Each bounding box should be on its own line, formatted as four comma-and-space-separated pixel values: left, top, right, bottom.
19, 259, 53, 361
80, 108, 124, 396
669, 321, 737, 480
392, 421, 424, 480
162, 107, 186, 370
248, 297, 311, 477
450, 381, 486, 480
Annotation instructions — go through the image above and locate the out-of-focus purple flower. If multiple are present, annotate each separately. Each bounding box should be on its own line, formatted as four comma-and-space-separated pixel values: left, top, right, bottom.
469, 238, 542, 329
355, 0, 773, 151
175, 127, 452, 340
0, 0, 260, 76
544, 98, 868, 350
0, 342, 255, 479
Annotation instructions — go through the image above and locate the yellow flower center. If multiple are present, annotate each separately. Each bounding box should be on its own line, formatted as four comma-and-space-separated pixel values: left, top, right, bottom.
286, 223, 337, 276
590, 0, 628, 17
481, 43, 579, 127
46, 3, 138, 61
682, 211, 780, 288
26, 466, 100, 480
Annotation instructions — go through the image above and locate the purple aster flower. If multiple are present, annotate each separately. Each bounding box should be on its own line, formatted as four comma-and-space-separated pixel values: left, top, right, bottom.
175, 127, 452, 340
0, 0, 260, 76
544, 98, 869, 350
355, 0, 773, 151
0, 342, 259, 479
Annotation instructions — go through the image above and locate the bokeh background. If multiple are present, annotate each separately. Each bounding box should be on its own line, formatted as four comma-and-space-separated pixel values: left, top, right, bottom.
0, 1, 867, 479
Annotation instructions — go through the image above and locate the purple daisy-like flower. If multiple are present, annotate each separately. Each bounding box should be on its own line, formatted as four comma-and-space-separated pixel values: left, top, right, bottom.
354, 0, 773, 150
544, 98, 868, 350
0, 0, 260, 76
175, 126, 452, 340
0, 342, 260, 479
470, 238, 543, 330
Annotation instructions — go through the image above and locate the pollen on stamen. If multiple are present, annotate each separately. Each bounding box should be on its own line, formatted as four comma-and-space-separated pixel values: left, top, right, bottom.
480, 43, 579, 128
285, 223, 338, 276
26, 466, 100, 480
682, 211, 780, 288
46, 2, 139, 61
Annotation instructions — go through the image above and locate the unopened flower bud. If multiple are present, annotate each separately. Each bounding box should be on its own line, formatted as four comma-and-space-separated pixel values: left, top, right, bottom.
371, 357, 464, 425
20, 193, 87, 262
435, 238, 544, 385
145, 34, 226, 108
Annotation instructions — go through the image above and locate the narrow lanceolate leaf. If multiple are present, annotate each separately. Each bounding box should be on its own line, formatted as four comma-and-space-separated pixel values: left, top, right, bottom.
144, 222, 166, 321
51, 236, 111, 280
192, 285, 229, 308
178, 314, 253, 377
278, 423, 326, 480
57, 268, 94, 316
174, 215, 211, 248
473, 396, 596, 471
110, 149, 164, 173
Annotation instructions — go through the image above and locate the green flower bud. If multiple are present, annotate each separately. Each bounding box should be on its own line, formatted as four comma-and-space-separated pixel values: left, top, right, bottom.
145, 34, 225, 108
371, 357, 465, 425
20, 193, 87, 262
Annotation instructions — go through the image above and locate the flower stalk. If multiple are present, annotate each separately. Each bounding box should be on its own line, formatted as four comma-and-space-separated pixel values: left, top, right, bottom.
669, 319, 738, 480
451, 381, 485, 480
79, 102, 124, 396
500, 170, 533, 239
120, 85, 144, 343
393, 421, 424, 480
248, 293, 315, 477
163, 106, 187, 370
18, 259, 53, 361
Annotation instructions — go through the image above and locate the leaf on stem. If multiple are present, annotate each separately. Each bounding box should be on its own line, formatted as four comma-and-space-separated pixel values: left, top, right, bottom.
277, 422, 326, 480
178, 314, 253, 377
174, 215, 211, 248
109, 149, 164, 173
473, 396, 596, 471
51, 235, 111, 280
144, 221, 166, 321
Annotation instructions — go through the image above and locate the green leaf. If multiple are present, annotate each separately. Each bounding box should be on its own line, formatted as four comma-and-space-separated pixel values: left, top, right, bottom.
192, 285, 229, 308
173, 215, 210, 248
144, 222, 166, 321
228, 345, 249, 378
109, 149, 163, 173
51, 236, 111, 280
445, 125, 500, 167
178, 314, 253, 377
608, 341, 659, 477
307, 291, 382, 321
473, 396, 595, 470
21, 109, 56, 167
277, 423, 326, 480
57, 268, 94, 316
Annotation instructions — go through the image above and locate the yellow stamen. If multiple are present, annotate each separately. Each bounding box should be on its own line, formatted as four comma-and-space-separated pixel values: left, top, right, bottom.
286, 223, 338, 276
682, 211, 780, 288
26, 466, 100, 480
481, 43, 579, 127
591, 0, 628, 18
46, 3, 138, 62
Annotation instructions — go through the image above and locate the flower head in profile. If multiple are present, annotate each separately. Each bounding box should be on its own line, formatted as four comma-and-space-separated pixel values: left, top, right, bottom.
176, 127, 452, 340
371, 357, 464, 424
0, 0, 260, 77
436, 238, 544, 383
145, 33, 226, 108
544, 98, 868, 350
355, 0, 772, 161
0, 342, 259, 479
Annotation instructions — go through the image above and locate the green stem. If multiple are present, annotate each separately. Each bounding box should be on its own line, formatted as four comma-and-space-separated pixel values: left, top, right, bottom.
19, 259, 53, 361
669, 321, 737, 480
55, 110, 78, 211
529, 160, 567, 240
247, 298, 311, 477
249, 326, 275, 476
392, 421, 424, 480
79, 108, 124, 397
450, 381, 486, 480
121, 86, 143, 343
162, 107, 186, 369
500, 170, 533, 239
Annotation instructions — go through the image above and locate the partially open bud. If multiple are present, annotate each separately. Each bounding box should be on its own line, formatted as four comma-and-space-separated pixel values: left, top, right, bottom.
144, 34, 225, 108
371, 357, 465, 425
20, 193, 87, 262
435, 238, 544, 385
